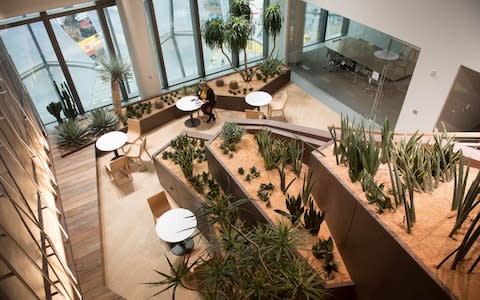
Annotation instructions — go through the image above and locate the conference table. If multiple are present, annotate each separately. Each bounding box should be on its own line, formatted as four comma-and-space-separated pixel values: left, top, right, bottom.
324, 37, 412, 81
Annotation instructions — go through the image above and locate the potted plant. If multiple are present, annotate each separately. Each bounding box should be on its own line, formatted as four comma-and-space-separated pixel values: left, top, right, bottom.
98, 56, 133, 116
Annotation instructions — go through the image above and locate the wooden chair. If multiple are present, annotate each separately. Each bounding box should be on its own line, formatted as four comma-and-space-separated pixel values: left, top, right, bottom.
105, 156, 132, 182
124, 137, 152, 170
245, 109, 266, 119
268, 90, 288, 119
147, 191, 171, 222
126, 118, 141, 145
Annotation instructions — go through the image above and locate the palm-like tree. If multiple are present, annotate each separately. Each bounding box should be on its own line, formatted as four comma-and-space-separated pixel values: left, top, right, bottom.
202, 1, 283, 83
98, 56, 132, 116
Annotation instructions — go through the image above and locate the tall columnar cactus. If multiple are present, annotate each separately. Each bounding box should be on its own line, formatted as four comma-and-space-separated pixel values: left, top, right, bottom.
54, 81, 78, 119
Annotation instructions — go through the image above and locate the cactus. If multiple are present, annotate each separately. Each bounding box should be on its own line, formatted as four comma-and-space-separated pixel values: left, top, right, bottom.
46, 101, 63, 124
54, 81, 78, 119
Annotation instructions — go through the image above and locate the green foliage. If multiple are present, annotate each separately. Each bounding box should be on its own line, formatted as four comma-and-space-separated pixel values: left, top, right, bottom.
245, 165, 260, 181
301, 171, 314, 205
98, 56, 133, 84
46, 101, 63, 124
257, 182, 274, 202
255, 129, 290, 170
361, 173, 393, 214
54, 81, 78, 119
278, 163, 296, 195
263, 3, 282, 37
126, 101, 152, 119
389, 158, 416, 234
224, 16, 251, 54
203, 17, 224, 49
312, 237, 338, 278
303, 199, 325, 236
230, 0, 251, 19
55, 119, 90, 148
437, 211, 480, 273
177, 144, 195, 179
288, 138, 304, 177
87, 108, 119, 136
258, 57, 282, 79
380, 118, 393, 164
238, 167, 245, 175
449, 152, 480, 237
275, 194, 304, 225
220, 122, 246, 152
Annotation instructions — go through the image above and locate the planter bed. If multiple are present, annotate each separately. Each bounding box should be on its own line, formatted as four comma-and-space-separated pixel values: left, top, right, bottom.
205, 126, 355, 300
210, 67, 291, 111
310, 144, 480, 300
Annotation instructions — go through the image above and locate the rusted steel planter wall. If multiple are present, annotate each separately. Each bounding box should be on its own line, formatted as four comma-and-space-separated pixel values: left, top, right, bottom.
309, 155, 455, 300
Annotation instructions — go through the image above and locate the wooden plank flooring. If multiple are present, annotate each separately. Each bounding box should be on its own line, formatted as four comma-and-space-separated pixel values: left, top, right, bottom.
50, 141, 123, 300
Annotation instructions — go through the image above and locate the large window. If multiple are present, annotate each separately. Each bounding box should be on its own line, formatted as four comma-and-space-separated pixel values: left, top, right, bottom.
50, 11, 111, 111
105, 6, 138, 98
0, 23, 65, 124
0, 2, 139, 124
198, 0, 231, 75
152, 0, 199, 85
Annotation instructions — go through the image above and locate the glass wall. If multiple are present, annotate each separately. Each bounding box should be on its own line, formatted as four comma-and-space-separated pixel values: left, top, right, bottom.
50, 10, 111, 111
0, 23, 65, 124
303, 3, 323, 46
0, 2, 139, 124
104, 6, 138, 98
152, 0, 199, 85
198, 0, 231, 75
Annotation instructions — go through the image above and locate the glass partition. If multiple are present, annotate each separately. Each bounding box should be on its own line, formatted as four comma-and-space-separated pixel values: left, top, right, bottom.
325, 13, 345, 40
0, 22, 65, 124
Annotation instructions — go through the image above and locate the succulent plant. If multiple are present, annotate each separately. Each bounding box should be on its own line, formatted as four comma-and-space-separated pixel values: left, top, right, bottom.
55, 119, 90, 148
303, 199, 325, 236
87, 108, 119, 136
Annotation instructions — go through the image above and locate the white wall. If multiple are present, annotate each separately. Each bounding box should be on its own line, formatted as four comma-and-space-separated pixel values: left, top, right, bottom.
306, 0, 480, 132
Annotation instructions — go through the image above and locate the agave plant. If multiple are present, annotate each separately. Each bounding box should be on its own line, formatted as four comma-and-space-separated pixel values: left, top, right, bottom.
55, 119, 90, 148
87, 108, 119, 136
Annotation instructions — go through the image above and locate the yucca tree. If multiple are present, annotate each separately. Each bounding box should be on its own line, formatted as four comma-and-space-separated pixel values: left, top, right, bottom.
98, 56, 132, 116
263, 3, 282, 60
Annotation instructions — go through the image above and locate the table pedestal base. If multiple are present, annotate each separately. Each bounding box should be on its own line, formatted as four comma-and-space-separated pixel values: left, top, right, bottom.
185, 116, 201, 128
169, 238, 194, 256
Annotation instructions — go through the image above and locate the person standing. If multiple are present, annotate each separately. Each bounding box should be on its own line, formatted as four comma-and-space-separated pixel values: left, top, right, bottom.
197, 81, 216, 123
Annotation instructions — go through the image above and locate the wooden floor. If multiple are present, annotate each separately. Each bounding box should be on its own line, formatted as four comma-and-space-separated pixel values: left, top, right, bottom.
50, 141, 123, 300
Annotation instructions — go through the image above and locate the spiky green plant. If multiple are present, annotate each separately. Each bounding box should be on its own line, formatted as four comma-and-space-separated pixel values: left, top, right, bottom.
301, 171, 314, 205
449, 152, 480, 237
437, 211, 480, 273
221, 122, 246, 151
278, 163, 296, 195
312, 237, 334, 260
55, 119, 90, 148
288, 138, 304, 177
149, 192, 326, 299
360, 131, 380, 177
98, 56, 132, 116
389, 157, 416, 233
361, 173, 393, 214
303, 199, 325, 236
328, 126, 340, 165
262, 3, 282, 60
380, 118, 393, 164
87, 108, 119, 136
275, 194, 305, 225
177, 144, 195, 179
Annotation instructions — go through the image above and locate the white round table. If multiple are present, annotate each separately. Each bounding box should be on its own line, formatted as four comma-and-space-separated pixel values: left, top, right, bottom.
176, 96, 203, 127
374, 50, 399, 61
95, 131, 128, 158
155, 208, 197, 255
245, 91, 272, 111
